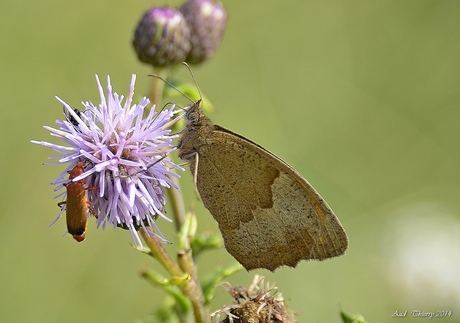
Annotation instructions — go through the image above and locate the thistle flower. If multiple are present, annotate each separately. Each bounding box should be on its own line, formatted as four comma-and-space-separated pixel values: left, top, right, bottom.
31, 75, 184, 246
212, 275, 297, 323
180, 0, 227, 64
133, 7, 191, 67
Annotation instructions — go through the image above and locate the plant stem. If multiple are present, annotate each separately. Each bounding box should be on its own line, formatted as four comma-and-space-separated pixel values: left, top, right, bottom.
146, 66, 209, 323
167, 176, 187, 231
141, 229, 209, 323
149, 66, 168, 112
149, 66, 186, 228
141, 228, 183, 277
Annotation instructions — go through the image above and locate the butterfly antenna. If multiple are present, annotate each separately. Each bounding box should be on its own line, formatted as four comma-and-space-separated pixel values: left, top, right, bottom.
148, 73, 194, 104
182, 62, 203, 103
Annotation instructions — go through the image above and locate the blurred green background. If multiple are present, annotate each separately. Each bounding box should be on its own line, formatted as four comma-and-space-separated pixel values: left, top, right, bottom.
1, 1, 460, 322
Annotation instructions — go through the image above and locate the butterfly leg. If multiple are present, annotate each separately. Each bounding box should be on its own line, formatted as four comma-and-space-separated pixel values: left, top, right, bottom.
193, 152, 201, 201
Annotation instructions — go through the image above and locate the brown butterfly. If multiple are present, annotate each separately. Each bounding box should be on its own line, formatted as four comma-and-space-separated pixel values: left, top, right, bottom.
178, 100, 348, 271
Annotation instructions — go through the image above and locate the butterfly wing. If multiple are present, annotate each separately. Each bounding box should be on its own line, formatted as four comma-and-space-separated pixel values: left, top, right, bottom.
193, 125, 348, 271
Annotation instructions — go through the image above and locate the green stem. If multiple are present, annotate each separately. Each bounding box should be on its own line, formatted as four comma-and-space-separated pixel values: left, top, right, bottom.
177, 236, 203, 312
167, 176, 187, 231
145, 66, 209, 323
141, 228, 183, 277
149, 66, 168, 112
149, 66, 186, 229
141, 229, 209, 323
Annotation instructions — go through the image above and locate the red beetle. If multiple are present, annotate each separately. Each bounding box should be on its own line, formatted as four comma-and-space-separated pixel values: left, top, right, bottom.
58, 162, 97, 242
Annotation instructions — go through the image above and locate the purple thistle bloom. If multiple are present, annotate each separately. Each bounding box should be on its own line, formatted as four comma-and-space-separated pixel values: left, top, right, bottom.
32, 75, 184, 246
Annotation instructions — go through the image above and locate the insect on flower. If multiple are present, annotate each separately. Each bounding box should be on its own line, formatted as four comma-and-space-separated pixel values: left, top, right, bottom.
58, 162, 98, 242
63, 106, 83, 129
32, 75, 184, 247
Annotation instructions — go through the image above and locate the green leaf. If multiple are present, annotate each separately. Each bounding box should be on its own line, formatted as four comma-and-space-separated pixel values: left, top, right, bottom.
190, 231, 223, 258
141, 269, 192, 314
177, 210, 197, 251
340, 310, 369, 323
201, 263, 243, 305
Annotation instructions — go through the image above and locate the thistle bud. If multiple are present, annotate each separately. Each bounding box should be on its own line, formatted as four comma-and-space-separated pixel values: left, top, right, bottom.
180, 0, 227, 64
133, 7, 191, 67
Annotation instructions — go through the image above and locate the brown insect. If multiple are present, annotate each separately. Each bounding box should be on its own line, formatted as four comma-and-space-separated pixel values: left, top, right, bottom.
58, 162, 98, 242
178, 100, 348, 271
